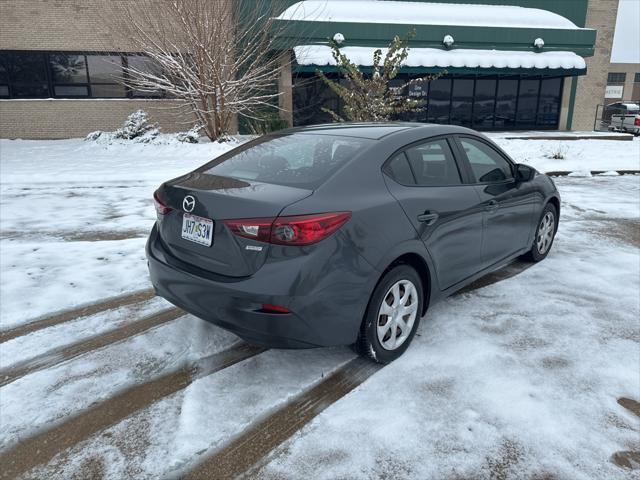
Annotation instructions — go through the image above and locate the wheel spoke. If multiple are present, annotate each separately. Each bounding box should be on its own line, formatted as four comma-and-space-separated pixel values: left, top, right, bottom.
391, 284, 400, 307
379, 302, 394, 316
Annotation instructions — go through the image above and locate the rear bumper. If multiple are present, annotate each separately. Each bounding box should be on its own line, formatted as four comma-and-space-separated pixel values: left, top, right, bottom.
146, 225, 377, 348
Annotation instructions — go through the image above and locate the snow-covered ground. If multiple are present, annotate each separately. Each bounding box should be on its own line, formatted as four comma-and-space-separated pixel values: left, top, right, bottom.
0, 135, 639, 479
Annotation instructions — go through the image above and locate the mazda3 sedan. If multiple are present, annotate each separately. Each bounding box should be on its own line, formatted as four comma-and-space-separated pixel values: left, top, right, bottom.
147, 123, 560, 363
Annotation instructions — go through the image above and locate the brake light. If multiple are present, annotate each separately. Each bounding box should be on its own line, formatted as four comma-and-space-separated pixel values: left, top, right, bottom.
223, 217, 273, 242
153, 191, 173, 215
272, 212, 352, 245
634, 116, 640, 126
260, 303, 291, 314
224, 212, 351, 246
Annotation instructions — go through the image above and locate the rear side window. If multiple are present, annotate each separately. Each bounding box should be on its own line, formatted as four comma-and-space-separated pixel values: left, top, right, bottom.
459, 137, 513, 183
385, 153, 416, 185
201, 133, 370, 189
404, 139, 462, 186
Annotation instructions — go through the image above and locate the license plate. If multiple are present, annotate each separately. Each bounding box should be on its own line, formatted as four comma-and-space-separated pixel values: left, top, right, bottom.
181, 213, 213, 247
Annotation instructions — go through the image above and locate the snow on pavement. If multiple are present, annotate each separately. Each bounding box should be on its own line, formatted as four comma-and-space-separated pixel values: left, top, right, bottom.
253, 176, 640, 480
1, 136, 638, 327
0, 135, 639, 479
0, 314, 239, 452
0, 137, 240, 327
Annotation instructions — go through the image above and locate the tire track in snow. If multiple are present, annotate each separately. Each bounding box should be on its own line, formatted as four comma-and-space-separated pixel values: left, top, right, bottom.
0, 342, 266, 479
0, 307, 183, 387
0, 289, 156, 343
183, 357, 381, 479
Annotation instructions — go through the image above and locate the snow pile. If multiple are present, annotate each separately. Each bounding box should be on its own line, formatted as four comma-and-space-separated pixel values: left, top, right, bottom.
294, 45, 586, 70
86, 110, 203, 145
279, 1, 582, 30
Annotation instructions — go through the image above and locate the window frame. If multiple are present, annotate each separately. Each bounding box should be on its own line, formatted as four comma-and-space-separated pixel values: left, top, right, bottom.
382, 135, 471, 187
451, 134, 516, 185
0, 50, 163, 99
48, 53, 91, 98
607, 72, 627, 84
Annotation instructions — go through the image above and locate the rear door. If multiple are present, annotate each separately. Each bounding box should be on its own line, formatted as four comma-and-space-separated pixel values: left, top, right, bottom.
453, 135, 536, 267
383, 137, 484, 290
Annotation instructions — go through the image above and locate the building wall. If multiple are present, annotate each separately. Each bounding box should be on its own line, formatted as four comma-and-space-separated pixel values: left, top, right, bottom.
0, 100, 192, 139
0, 0, 135, 51
0, 0, 234, 139
570, 0, 640, 130
607, 63, 640, 102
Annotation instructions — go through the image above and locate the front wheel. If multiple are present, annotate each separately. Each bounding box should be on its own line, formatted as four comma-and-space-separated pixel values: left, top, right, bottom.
354, 265, 423, 364
523, 203, 558, 262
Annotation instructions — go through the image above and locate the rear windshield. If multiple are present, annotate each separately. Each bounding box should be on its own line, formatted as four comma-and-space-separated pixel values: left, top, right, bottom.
200, 133, 371, 189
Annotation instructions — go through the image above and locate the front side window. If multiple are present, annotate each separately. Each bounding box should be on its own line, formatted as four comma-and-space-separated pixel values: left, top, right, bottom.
202, 133, 370, 188
460, 137, 513, 183
404, 139, 461, 186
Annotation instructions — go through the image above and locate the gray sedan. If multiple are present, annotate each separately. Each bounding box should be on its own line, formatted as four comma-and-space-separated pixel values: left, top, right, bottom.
147, 123, 560, 363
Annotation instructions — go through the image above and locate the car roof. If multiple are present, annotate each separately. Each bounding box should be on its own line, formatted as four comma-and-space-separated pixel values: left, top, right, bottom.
275, 122, 476, 140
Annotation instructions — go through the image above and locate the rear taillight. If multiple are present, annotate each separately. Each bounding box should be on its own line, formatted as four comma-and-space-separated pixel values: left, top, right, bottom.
224, 212, 351, 246
634, 116, 640, 126
153, 191, 173, 215
260, 303, 291, 314
223, 217, 273, 242
271, 212, 352, 245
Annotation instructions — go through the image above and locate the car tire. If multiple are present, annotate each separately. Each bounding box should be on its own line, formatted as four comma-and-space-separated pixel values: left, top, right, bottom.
523, 203, 558, 262
354, 265, 423, 364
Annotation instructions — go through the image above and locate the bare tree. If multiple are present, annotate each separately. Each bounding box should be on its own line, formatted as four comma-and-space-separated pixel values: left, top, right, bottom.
110, 0, 291, 141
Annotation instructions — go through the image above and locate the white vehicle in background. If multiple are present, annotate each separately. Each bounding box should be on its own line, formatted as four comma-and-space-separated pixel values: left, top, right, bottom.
607, 102, 640, 135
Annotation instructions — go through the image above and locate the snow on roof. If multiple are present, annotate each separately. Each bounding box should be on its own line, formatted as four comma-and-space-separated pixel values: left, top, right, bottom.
294, 45, 586, 70
279, 1, 581, 30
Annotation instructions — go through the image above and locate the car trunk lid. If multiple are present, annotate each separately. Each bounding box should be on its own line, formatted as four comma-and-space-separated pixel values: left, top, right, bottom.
157, 172, 312, 277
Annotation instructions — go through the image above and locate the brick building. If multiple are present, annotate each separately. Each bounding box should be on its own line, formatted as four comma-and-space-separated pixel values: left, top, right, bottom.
0, 0, 637, 139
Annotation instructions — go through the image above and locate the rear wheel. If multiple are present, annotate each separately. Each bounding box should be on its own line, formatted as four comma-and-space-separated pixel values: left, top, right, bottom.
354, 265, 423, 364
523, 203, 557, 262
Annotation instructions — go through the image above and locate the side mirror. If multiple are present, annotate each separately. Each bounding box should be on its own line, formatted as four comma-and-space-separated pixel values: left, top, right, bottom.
515, 164, 535, 182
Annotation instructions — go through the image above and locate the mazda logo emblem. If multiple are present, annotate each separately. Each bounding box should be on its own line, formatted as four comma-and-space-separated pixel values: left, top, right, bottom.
183, 195, 196, 212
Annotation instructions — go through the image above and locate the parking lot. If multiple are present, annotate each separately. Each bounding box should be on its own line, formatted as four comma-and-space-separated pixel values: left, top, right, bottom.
0, 137, 638, 479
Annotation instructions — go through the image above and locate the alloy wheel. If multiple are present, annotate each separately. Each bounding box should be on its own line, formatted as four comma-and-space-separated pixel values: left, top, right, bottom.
536, 211, 555, 254
376, 280, 419, 350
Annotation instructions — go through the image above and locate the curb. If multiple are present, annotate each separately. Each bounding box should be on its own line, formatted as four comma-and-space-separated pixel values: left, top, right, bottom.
545, 170, 640, 177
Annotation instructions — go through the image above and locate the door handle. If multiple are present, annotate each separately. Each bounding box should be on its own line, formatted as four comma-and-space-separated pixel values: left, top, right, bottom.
485, 200, 499, 211
417, 211, 439, 225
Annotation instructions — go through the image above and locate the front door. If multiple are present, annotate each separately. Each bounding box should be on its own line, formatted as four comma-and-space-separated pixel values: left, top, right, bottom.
383, 137, 484, 290
455, 136, 536, 267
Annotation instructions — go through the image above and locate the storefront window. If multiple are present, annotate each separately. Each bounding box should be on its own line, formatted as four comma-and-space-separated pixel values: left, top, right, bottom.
494, 79, 518, 129
3, 53, 49, 97
292, 74, 340, 126
127, 55, 164, 97
427, 78, 451, 124
450, 79, 474, 126
537, 78, 562, 126
49, 54, 90, 97
0, 58, 9, 97
516, 79, 540, 128
472, 79, 496, 129
87, 55, 126, 98
291, 72, 563, 131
